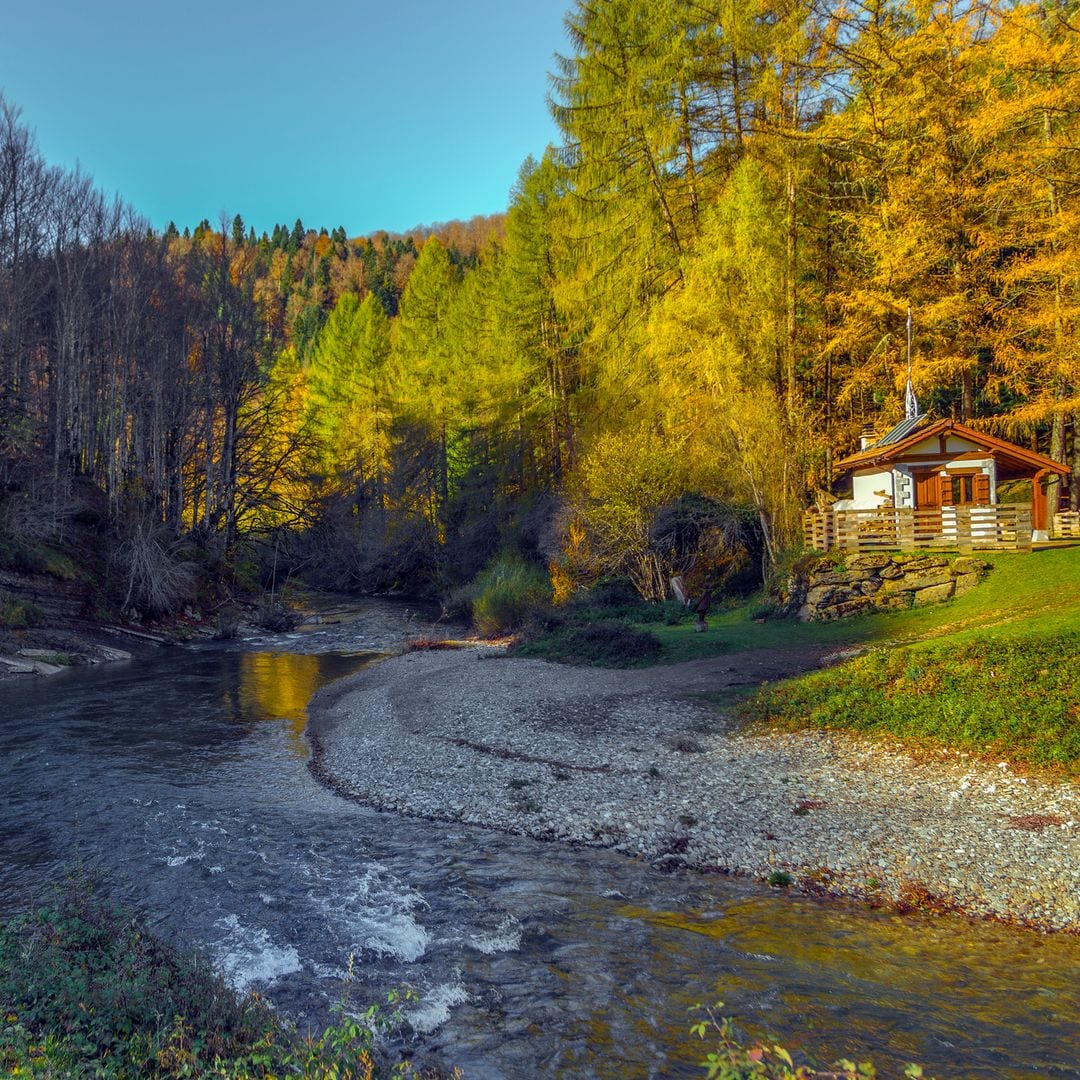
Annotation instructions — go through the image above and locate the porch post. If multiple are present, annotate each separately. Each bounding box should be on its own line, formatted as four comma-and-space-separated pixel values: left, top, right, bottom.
1032, 469, 1050, 532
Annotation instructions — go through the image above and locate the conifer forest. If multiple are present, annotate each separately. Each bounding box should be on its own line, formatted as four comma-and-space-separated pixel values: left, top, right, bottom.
2, 0, 1078, 608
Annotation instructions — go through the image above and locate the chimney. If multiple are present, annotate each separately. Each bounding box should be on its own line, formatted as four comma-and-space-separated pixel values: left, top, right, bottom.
859, 423, 877, 451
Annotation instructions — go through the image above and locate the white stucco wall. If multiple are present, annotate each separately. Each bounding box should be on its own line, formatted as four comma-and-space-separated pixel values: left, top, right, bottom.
851, 469, 894, 509
945, 435, 980, 453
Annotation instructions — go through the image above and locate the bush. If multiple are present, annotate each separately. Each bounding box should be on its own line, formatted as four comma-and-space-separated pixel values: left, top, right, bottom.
464, 553, 551, 636
0, 590, 42, 629
515, 620, 662, 667
578, 576, 640, 608
112, 521, 198, 617
254, 596, 301, 632
690, 1003, 921, 1079
0, 877, 451, 1079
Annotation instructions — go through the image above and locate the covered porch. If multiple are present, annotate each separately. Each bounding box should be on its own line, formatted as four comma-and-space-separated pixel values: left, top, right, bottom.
818, 417, 1071, 552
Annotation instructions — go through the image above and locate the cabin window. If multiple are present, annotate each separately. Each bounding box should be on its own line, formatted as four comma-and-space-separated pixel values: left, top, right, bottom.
951, 474, 975, 505
945, 471, 991, 506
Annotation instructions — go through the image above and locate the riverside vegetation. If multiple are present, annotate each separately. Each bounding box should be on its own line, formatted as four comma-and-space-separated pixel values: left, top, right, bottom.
0, 884, 918, 1079
0, 875, 448, 1079
512, 545, 1080, 775
3, 0, 1079, 1073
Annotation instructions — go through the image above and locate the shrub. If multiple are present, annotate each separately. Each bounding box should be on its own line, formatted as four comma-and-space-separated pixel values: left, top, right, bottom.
579, 576, 640, 608
112, 520, 198, 617
0, 878, 450, 1079
0, 591, 42, 629
689, 1003, 922, 1079
254, 596, 301, 632
564, 578, 689, 626
516, 620, 662, 667
465, 553, 551, 637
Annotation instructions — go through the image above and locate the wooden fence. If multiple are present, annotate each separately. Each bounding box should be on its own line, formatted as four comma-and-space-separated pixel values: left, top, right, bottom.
804, 505, 1033, 554
1053, 511, 1080, 539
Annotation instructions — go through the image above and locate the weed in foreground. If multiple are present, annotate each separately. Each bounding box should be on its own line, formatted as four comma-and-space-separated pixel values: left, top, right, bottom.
0, 876, 457, 1078
690, 1003, 925, 1079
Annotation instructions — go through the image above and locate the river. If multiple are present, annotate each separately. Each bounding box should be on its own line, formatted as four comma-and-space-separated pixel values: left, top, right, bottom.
1, 598, 1077, 1078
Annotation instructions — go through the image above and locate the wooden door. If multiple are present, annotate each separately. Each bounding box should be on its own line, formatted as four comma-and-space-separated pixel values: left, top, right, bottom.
913, 469, 942, 535
913, 469, 942, 508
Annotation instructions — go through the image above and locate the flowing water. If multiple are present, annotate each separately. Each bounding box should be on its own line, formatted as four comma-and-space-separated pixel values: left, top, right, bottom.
1, 598, 1077, 1078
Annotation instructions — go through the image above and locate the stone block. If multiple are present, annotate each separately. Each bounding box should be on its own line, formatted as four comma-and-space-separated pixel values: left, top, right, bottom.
878, 563, 907, 580
856, 579, 882, 595
897, 571, 954, 591
912, 581, 956, 606
827, 597, 876, 619
805, 584, 858, 607
872, 593, 912, 610
846, 554, 894, 571
809, 569, 872, 586
952, 556, 989, 576
901, 556, 950, 573
953, 572, 982, 596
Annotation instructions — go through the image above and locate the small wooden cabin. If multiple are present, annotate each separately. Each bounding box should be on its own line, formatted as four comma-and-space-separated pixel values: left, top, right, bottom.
822, 417, 1070, 548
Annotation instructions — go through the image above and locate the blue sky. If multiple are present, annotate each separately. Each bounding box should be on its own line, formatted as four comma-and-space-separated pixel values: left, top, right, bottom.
1, 0, 569, 236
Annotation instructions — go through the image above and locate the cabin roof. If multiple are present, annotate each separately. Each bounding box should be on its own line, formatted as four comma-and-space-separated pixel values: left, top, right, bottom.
834, 418, 1070, 479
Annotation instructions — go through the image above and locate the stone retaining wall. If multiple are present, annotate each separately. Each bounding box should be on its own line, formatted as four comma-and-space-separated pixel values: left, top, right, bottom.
792, 554, 990, 621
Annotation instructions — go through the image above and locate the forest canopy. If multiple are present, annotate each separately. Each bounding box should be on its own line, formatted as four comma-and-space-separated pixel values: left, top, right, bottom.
1, 0, 1078, 611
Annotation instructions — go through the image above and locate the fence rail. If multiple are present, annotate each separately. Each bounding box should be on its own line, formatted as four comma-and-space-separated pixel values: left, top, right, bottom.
804, 505, 1033, 553
1053, 511, 1080, 539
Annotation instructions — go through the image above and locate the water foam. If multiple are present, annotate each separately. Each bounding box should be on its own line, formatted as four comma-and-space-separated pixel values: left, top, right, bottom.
305, 862, 430, 963
212, 914, 302, 993
467, 915, 522, 955
406, 981, 470, 1034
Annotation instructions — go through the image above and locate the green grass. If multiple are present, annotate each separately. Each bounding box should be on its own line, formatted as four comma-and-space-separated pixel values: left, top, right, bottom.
746, 631, 1080, 774
525, 546, 1080, 769
724, 545, 1080, 773
645, 545, 1080, 661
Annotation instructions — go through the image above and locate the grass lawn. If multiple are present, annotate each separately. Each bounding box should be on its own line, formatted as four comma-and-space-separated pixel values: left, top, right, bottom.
649, 544, 1080, 662
525, 544, 1080, 773
720, 545, 1079, 774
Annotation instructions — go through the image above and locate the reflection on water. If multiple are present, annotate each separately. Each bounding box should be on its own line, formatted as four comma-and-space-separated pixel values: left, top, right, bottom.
595, 897, 1080, 1077
0, 601, 1077, 1079
232, 652, 380, 752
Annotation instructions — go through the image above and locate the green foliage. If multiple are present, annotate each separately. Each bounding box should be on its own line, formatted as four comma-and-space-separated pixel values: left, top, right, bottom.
0, 877, 273, 1077
747, 632, 1080, 773
463, 552, 552, 636
0, 590, 42, 629
307, 291, 392, 493
688, 1003, 921, 1080
0, 536, 77, 580
514, 572, 688, 664
0, 878, 444, 1079
515, 620, 662, 667
568, 595, 689, 628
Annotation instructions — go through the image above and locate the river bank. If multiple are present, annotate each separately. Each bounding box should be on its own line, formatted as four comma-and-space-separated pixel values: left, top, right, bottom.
308, 644, 1080, 934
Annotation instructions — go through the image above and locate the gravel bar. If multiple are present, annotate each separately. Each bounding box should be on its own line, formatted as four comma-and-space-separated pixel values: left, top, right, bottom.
308, 645, 1080, 933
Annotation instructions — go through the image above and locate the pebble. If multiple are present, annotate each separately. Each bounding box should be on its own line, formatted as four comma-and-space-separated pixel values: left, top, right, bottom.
309, 646, 1080, 933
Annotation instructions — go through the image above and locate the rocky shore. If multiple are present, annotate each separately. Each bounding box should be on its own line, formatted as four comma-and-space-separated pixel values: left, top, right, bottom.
308, 645, 1080, 934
